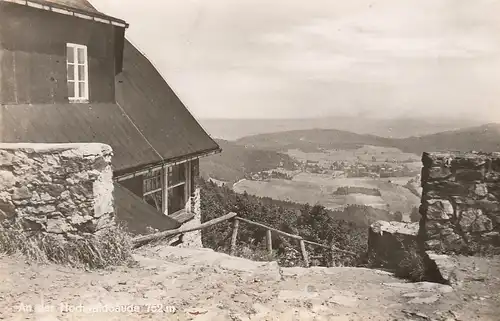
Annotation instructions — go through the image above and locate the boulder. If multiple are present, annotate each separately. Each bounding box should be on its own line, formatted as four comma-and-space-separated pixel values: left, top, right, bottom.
424, 251, 462, 287
368, 221, 419, 269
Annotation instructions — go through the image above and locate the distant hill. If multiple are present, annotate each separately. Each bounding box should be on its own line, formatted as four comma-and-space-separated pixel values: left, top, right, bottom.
232, 123, 500, 155
200, 116, 483, 140
235, 128, 392, 152
201, 124, 500, 184
393, 123, 500, 155
199, 139, 298, 183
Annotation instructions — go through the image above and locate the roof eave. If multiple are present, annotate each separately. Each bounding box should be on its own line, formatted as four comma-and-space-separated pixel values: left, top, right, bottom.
113, 147, 222, 181
1, 0, 129, 28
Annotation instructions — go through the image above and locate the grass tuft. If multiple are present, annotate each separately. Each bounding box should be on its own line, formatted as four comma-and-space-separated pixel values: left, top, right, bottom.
394, 243, 427, 282
0, 222, 133, 269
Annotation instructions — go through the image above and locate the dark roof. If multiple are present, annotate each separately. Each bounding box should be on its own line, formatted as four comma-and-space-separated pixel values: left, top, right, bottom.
9, 0, 128, 25
116, 40, 220, 167
114, 182, 181, 235
0, 104, 163, 172
39, 0, 99, 12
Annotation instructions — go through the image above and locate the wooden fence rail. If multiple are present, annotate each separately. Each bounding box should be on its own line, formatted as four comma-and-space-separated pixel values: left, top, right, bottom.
131, 212, 356, 266
132, 212, 237, 248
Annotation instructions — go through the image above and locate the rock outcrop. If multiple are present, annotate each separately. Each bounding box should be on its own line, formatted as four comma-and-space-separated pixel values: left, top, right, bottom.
368, 221, 419, 269
420, 152, 500, 255
0, 143, 115, 239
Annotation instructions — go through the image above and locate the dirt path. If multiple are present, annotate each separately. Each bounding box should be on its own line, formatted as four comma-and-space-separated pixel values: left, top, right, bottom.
1, 247, 499, 320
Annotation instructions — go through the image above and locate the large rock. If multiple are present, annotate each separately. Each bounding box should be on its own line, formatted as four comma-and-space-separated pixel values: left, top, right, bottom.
424, 199, 454, 220
423, 251, 462, 287
368, 221, 419, 270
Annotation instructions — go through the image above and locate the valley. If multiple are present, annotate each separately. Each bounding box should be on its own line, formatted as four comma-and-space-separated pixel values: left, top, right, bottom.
201, 122, 500, 221
232, 151, 421, 219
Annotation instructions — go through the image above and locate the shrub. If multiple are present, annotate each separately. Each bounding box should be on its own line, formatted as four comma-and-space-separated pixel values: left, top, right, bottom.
394, 211, 403, 222
234, 243, 278, 262
0, 222, 133, 269
394, 243, 426, 282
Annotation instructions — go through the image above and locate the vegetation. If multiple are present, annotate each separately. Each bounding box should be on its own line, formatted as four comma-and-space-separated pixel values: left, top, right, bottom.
247, 170, 293, 181
333, 186, 381, 196
329, 204, 395, 227
199, 178, 369, 267
0, 223, 132, 269
394, 242, 426, 282
200, 139, 297, 183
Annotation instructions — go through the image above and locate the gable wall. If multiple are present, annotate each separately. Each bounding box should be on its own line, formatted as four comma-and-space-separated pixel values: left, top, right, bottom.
0, 2, 121, 104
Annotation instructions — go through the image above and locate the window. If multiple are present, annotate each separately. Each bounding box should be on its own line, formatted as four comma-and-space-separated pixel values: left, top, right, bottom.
166, 163, 187, 214
66, 43, 89, 101
141, 161, 195, 215
143, 169, 163, 211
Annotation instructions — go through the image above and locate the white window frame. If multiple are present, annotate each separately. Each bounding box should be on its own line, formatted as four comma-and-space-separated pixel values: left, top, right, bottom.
66, 43, 89, 102
163, 162, 190, 215
142, 162, 193, 215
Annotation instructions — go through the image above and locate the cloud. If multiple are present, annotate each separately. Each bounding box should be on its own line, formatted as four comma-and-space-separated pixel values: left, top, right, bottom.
91, 0, 500, 120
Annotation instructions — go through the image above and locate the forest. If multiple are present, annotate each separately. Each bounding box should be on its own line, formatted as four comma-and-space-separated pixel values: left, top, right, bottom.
200, 178, 376, 267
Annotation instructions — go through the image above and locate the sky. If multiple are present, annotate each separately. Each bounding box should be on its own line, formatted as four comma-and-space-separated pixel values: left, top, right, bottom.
92, 0, 500, 121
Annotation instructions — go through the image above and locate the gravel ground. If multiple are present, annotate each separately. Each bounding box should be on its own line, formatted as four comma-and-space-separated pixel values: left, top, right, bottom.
1, 247, 499, 321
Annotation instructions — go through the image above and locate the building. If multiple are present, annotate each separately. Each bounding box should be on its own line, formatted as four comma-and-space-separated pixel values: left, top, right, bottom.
0, 0, 221, 234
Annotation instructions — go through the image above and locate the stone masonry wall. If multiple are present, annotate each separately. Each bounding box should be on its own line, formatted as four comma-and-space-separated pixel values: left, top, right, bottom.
178, 187, 203, 248
420, 152, 500, 255
0, 143, 115, 239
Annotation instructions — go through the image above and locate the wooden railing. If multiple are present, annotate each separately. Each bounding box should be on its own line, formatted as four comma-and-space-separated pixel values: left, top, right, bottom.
132, 212, 356, 266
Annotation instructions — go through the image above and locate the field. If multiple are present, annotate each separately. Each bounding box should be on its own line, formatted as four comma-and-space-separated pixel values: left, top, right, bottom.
233, 173, 420, 215
287, 146, 421, 171
232, 144, 422, 217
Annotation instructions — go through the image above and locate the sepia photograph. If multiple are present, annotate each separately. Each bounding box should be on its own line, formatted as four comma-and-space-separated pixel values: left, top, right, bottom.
0, 0, 499, 320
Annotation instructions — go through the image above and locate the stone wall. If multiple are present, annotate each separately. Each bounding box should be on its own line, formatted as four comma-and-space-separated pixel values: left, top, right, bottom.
0, 143, 115, 239
420, 152, 500, 255
178, 187, 203, 248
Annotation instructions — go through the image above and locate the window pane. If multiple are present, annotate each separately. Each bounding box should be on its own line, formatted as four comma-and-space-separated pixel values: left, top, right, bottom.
77, 48, 86, 64
144, 171, 162, 193
66, 46, 74, 63
168, 164, 186, 185
67, 82, 75, 98
67, 64, 75, 81
78, 65, 85, 81
78, 82, 86, 98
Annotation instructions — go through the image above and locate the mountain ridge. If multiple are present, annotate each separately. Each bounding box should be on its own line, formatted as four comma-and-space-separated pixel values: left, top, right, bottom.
233, 123, 500, 155
200, 117, 485, 140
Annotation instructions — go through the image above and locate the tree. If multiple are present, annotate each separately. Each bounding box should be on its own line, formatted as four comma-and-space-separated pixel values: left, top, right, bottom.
394, 211, 403, 222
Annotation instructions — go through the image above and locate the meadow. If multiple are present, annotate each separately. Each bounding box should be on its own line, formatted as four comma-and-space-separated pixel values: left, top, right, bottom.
286, 145, 422, 171
233, 173, 420, 216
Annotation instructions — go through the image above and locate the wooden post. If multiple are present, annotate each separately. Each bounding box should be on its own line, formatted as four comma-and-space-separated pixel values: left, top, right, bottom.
266, 229, 272, 256
330, 243, 336, 267
230, 218, 239, 256
162, 165, 169, 215
300, 239, 309, 267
